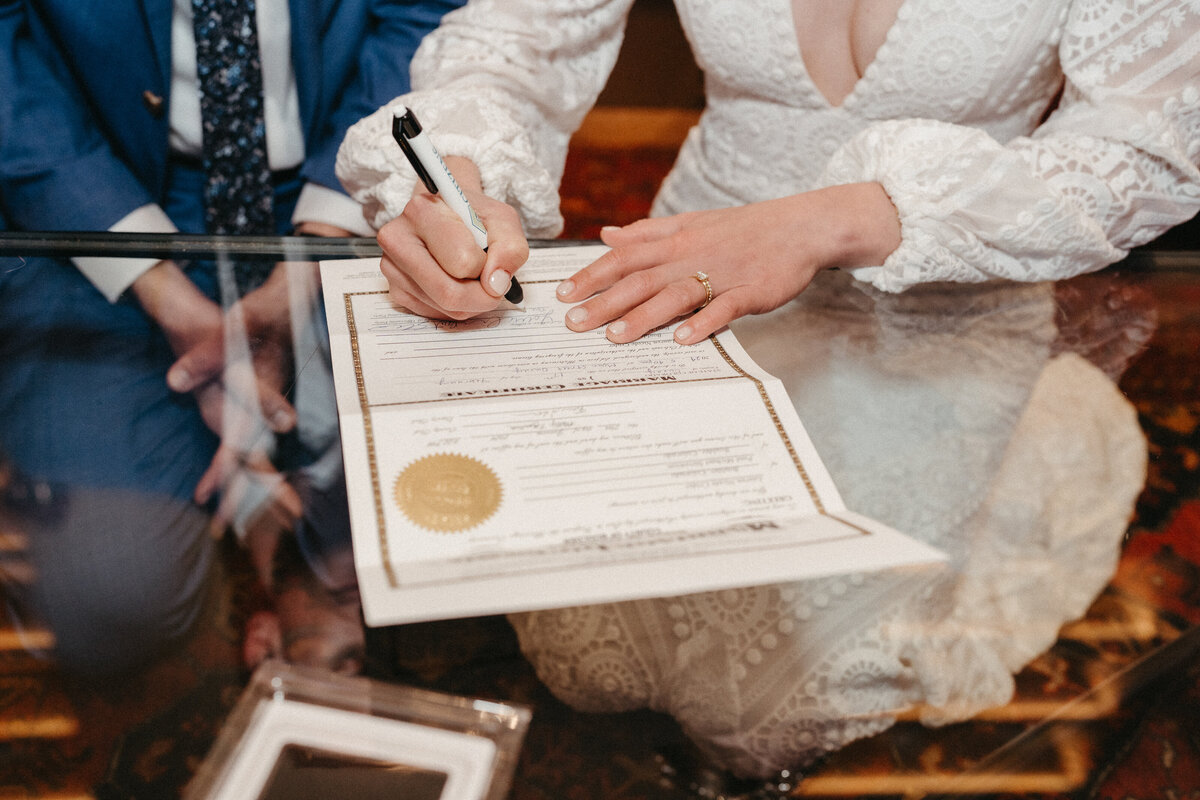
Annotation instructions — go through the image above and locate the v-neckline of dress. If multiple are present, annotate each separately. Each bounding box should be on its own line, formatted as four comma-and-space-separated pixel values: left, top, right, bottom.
789, 0, 913, 110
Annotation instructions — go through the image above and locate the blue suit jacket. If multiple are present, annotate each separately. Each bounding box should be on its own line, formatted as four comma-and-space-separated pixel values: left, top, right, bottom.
0, 0, 463, 232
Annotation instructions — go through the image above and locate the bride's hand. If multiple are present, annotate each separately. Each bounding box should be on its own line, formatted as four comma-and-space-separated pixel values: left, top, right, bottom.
556, 182, 901, 344
375, 156, 529, 320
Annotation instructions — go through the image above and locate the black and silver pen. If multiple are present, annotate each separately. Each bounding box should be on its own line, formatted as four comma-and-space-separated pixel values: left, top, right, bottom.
392, 106, 523, 306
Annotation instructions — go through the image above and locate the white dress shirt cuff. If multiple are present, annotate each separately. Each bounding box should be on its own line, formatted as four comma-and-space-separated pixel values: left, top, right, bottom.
291, 182, 375, 237
73, 204, 179, 303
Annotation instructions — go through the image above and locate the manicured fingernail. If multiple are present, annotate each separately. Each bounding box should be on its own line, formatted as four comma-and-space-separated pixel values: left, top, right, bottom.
487, 270, 512, 297
674, 325, 693, 343
601, 226, 621, 234
167, 368, 190, 392
557, 280, 575, 297
272, 409, 294, 430
566, 306, 589, 325
607, 320, 627, 339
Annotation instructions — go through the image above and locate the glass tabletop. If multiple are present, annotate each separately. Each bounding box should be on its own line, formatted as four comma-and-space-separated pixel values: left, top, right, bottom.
1, 233, 1198, 799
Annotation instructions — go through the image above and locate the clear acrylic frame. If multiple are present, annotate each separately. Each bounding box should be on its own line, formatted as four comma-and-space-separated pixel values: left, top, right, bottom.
185, 661, 531, 800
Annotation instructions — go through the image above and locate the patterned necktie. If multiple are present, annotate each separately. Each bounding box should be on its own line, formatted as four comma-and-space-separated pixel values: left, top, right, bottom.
192, 0, 274, 288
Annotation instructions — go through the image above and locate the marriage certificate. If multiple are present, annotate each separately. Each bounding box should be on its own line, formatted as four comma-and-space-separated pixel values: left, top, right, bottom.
320, 245, 943, 626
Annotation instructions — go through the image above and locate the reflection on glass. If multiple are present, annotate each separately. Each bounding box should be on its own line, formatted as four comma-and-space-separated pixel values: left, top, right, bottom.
0, 236, 1195, 799
258, 745, 448, 800
502, 268, 1161, 777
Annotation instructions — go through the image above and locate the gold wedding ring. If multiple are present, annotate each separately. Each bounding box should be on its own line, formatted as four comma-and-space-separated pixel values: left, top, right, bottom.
692, 271, 712, 309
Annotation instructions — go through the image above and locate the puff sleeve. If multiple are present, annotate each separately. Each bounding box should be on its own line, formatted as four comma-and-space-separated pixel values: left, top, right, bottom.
823, 1, 1200, 292
337, 0, 635, 235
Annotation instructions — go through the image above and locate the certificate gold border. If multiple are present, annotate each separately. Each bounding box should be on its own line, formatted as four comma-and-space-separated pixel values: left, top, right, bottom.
345, 290, 864, 590
344, 292, 400, 586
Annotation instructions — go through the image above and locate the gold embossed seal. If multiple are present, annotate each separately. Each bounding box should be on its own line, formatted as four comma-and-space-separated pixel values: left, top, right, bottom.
393, 453, 502, 532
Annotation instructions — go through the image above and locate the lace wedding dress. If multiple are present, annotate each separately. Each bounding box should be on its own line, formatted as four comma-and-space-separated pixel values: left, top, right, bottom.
337, 0, 1200, 776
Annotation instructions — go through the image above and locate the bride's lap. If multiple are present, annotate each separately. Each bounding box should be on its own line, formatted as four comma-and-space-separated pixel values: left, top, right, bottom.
507, 353, 1145, 778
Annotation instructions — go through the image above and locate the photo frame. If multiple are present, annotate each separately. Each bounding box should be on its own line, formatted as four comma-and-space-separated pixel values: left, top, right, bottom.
186, 661, 530, 800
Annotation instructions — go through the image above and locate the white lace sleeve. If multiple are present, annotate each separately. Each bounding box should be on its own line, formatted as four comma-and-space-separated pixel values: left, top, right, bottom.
824, 1, 1200, 293
336, 0, 635, 234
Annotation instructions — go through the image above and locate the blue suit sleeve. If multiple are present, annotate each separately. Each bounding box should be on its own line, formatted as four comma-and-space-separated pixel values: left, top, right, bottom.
300, 0, 468, 194
0, 2, 156, 232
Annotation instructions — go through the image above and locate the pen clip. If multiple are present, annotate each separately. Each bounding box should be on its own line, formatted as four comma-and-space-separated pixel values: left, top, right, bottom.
392, 111, 439, 195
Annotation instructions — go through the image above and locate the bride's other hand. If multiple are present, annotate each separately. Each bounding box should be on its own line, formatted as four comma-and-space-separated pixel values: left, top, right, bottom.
557, 182, 901, 344
375, 156, 529, 320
